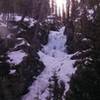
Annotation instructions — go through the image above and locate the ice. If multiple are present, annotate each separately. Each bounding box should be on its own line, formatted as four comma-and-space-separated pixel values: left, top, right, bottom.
22, 27, 76, 100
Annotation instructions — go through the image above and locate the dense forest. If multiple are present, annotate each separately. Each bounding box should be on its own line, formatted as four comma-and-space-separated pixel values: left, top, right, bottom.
0, 0, 100, 100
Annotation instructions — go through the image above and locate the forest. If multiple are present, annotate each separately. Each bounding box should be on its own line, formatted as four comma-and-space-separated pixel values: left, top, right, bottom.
0, 0, 100, 100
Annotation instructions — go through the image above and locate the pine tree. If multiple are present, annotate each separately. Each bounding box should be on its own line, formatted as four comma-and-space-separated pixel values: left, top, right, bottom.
66, 0, 100, 100
48, 73, 65, 100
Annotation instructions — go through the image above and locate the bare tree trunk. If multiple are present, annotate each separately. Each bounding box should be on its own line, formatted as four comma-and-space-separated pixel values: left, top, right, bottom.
66, 0, 70, 19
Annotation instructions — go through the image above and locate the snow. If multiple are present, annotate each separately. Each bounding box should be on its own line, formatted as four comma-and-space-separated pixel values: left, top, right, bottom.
75, 18, 80, 22
76, 32, 82, 35
9, 69, 16, 74
7, 50, 27, 65
17, 38, 24, 40
87, 15, 93, 20
14, 40, 25, 48
0, 14, 37, 29
87, 9, 94, 14
45, 15, 56, 23
7, 34, 13, 39
14, 39, 30, 48
14, 15, 31, 22
82, 38, 91, 42
14, 15, 36, 26
16, 38, 31, 47
22, 27, 76, 100
0, 14, 7, 27
47, 15, 55, 19
29, 19, 37, 27
0, 22, 7, 27
14, 15, 37, 27
87, 9, 94, 21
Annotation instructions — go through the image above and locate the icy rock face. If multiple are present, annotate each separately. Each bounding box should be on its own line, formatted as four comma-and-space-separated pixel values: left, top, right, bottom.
22, 27, 76, 100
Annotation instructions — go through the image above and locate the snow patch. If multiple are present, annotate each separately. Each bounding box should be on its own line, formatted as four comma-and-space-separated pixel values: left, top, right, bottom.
9, 69, 16, 74
87, 9, 94, 14
14, 16, 29, 22
7, 50, 27, 65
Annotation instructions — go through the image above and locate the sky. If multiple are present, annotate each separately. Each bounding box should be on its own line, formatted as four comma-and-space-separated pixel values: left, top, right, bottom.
55, 0, 67, 16
50, 0, 81, 16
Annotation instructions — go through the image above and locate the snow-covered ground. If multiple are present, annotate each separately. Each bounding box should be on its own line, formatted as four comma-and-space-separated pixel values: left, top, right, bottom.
7, 50, 27, 65
22, 27, 76, 100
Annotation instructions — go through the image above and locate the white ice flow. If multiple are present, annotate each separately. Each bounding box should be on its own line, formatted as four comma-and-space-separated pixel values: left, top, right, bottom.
22, 27, 76, 100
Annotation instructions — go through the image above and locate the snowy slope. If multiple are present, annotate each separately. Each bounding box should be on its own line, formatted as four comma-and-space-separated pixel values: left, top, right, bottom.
22, 27, 76, 100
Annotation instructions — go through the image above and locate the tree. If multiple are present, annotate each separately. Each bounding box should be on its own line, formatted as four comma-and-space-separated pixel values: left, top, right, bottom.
66, 0, 100, 100
32, 0, 50, 21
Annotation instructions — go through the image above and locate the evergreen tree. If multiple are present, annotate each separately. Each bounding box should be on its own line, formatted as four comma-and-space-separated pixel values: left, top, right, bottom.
66, 0, 100, 100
